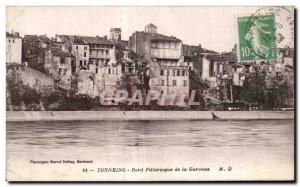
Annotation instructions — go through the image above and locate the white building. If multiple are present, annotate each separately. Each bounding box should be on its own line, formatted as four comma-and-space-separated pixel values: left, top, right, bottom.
71, 36, 89, 72
6, 32, 22, 65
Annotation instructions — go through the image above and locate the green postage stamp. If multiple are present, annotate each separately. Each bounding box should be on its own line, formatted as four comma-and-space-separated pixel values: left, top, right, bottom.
237, 15, 276, 62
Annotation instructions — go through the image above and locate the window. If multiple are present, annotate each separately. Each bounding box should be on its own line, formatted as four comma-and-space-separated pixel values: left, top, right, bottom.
96, 68, 98, 74
209, 61, 214, 77
108, 68, 111, 74
160, 69, 164, 76
80, 60, 83, 66
182, 70, 185, 76
84, 46, 87, 50
184, 80, 187, 86
84, 52, 86, 57
173, 70, 176, 76
8, 39, 10, 43
84, 60, 86, 66
76, 46, 78, 50
162, 80, 164, 86
172, 80, 176, 86
12, 40, 15, 43
177, 70, 180, 76
116, 69, 118, 75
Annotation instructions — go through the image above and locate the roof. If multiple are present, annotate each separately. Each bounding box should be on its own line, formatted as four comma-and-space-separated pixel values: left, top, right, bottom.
146, 23, 157, 28
183, 44, 219, 56
24, 35, 39, 41
222, 52, 237, 62
79, 36, 115, 45
6, 32, 22, 39
110, 28, 121, 32
24, 35, 52, 43
150, 33, 181, 42
205, 52, 237, 62
73, 36, 88, 45
51, 47, 73, 57
205, 54, 224, 61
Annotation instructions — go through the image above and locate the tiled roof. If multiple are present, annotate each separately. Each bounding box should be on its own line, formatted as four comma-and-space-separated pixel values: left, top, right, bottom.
79, 36, 115, 45
183, 44, 219, 56
110, 28, 121, 32
24, 35, 52, 43
6, 32, 22, 39
24, 35, 39, 41
222, 52, 237, 62
73, 36, 88, 45
150, 33, 181, 42
205, 52, 237, 62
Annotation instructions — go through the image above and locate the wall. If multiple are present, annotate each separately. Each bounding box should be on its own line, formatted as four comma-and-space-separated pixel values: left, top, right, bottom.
44, 49, 73, 90
6, 37, 22, 64
150, 41, 182, 59
8, 65, 54, 95
76, 64, 122, 97
202, 57, 210, 80
72, 44, 89, 71
77, 71, 94, 96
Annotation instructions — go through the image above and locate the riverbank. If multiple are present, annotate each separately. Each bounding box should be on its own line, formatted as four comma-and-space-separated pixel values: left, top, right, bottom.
6, 111, 294, 121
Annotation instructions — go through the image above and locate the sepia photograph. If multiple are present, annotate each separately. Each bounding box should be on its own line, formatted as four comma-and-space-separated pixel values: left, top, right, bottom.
5, 6, 295, 181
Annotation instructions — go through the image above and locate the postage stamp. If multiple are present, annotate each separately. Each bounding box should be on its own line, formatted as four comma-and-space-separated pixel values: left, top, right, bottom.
237, 15, 276, 62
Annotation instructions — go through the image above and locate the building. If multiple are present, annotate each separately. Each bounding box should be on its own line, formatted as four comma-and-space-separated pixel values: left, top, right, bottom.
129, 24, 191, 106
78, 36, 117, 71
44, 47, 74, 90
22, 34, 52, 69
145, 23, 157, 33
71, 36, 89, 72
6, 32, 22, 65
71, 36, 122, 98
110, 28, 122, 42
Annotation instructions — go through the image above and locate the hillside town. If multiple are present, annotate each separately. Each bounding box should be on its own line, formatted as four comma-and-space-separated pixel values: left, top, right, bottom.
6, 23, 294, 111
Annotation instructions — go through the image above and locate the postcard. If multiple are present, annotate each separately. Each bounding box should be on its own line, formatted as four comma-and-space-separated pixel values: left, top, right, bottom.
6, 6, 295, 181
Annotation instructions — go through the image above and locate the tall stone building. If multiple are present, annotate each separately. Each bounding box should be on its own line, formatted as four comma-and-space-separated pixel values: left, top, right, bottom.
129, 24, 190, 106
6, 32, 22, 65
71, 36, 89, 72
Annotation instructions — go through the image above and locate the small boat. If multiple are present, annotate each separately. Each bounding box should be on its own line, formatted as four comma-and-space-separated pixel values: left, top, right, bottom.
211, 112, 220, 120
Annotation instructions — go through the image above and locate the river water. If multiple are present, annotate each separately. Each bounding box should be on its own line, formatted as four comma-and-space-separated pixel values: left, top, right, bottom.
6, 119, 294, 181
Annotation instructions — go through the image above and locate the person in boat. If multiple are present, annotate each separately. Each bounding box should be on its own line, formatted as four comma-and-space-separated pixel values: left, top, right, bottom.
211, 112, 220, 120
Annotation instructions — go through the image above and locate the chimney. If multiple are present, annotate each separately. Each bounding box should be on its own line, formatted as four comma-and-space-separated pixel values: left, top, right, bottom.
103, 35, 107, 40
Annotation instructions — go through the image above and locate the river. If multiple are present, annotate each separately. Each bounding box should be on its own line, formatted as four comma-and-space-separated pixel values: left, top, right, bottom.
6, 119, 294, 181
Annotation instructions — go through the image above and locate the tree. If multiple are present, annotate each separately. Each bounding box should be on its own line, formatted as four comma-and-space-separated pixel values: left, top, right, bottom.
241, 71, 266, 109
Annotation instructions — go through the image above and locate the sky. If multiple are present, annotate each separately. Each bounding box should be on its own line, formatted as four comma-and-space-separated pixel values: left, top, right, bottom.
6, 6, 293, 52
